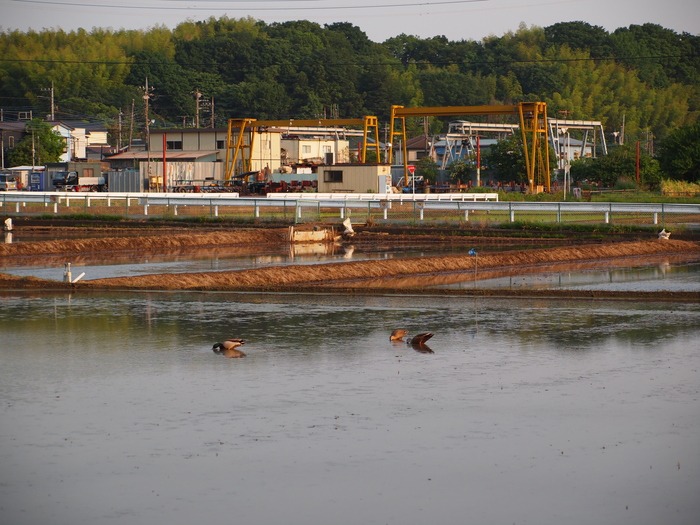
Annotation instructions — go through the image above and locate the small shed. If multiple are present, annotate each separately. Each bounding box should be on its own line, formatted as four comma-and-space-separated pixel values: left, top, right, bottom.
316, 164, 392, 194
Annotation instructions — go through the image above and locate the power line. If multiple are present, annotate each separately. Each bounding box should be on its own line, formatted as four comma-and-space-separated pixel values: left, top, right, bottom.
10, 0, 489, 12
0, 54, 695, 68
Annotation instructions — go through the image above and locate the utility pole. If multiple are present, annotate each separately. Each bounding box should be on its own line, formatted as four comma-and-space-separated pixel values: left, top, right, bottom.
50, 81, 55, 121
118, 109, 123, 150
129, 99, 135, 149
142, 78, 155, 188
143, 77, 154, 151
620, 114, 625, 145
194, 89, 202, 128
210, 97, 215, 128
31, 124, 36, 169
41, 81, 55, 120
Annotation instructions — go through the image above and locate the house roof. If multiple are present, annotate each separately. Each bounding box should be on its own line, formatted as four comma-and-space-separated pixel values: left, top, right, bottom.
0, 121, 29, 132
50, 120, 109, 132
106, 150, 220, 161
151, 128, 228, 134
4, 165, 45, 171
406, 135, 431, 150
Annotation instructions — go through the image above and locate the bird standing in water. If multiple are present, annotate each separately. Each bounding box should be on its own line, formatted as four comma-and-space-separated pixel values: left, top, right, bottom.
390, 329, 408, 342
408, 332, 434, 348
213, 339, 246, 358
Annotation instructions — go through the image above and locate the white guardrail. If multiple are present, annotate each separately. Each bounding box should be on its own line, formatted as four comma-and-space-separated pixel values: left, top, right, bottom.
1, 191, 699, 223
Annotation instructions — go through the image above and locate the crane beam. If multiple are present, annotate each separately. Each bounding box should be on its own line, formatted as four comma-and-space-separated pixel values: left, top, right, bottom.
390, 102, 550, 192
225, 116, 381, 181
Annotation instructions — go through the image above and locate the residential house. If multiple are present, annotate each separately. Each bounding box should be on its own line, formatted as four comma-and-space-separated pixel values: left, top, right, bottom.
0, 121, 28, 170
105, 127, 282, 189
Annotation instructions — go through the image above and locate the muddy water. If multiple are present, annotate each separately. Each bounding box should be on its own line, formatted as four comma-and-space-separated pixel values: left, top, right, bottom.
0, 243, 489, 281
1, 292, 698, 525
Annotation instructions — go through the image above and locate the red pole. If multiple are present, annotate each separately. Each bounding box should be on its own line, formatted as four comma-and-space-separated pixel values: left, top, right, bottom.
162, 133, 167, 192
476, 135, 481, 187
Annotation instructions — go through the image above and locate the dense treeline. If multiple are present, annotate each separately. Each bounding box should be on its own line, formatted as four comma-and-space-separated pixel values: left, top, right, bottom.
1, 18, 698, 147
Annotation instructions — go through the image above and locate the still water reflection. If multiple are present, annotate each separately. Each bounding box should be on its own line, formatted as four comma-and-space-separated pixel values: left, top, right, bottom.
3, 242, 700, 293
1, 292, 699, 525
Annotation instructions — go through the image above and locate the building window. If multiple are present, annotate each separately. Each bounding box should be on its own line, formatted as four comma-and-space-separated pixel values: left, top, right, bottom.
323, 145, 332, 153
166, 141, 183, 150
323, 170, 343, 183
216, 140, 225, 150
302, 145, 312, 155
8, 136, 15, 148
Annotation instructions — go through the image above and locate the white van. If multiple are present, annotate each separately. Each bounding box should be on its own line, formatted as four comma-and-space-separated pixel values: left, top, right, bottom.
0, 173, 18, 191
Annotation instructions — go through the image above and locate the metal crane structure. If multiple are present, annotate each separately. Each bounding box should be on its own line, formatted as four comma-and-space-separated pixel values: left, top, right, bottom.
390, 102, 551, 192
549, 118, 607, 163
548, 118, 606, 196
433, 121, 518, 170
224, 116, 380, 181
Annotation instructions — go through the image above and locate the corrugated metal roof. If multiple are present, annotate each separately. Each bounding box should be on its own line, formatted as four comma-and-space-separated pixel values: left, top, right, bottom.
107, 150, 220, 160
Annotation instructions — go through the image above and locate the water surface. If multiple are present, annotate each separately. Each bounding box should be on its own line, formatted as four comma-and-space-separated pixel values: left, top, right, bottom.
1, 292, 698, 525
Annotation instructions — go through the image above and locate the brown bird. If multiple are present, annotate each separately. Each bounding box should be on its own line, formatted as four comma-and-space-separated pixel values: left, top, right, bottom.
408, 332, 433, 347
221, 348, 246, 358
390, 329, 408, 342
213, 339, 246, 358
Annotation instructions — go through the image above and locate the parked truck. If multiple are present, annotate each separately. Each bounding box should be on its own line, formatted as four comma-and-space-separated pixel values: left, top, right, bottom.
0, 172, 19, 191
52, 171, 107, 192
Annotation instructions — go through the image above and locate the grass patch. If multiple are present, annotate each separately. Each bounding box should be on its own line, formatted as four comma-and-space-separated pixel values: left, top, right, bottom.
498, 221, 666, 236
36, 213, 125, 222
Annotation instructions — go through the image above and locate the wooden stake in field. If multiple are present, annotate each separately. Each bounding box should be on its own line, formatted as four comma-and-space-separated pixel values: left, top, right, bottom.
469, 248, 478, 288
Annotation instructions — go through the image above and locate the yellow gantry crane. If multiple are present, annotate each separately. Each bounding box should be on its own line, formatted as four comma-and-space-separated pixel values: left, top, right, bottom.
225, 116, 381, 181
390, 102, 550, 192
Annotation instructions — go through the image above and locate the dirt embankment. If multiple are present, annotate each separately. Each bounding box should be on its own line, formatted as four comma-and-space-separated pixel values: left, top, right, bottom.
0, 229, 290, 258
2, 228, 698, 300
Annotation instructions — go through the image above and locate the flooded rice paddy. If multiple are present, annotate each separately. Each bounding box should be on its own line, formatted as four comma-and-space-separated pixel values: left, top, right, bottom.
1, 291, 699, 525
3, 241, 700, 292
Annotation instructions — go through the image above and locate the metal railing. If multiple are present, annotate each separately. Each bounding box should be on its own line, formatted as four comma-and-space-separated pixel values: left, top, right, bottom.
1, 191, 698, 227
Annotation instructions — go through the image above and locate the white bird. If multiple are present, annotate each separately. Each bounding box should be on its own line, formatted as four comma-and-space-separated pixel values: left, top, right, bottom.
658, 228, 671, 240
342, 217, 355, 239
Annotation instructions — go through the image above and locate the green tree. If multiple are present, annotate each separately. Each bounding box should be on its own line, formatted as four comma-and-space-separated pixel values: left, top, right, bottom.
484, 135, 526, 183
415, 157, 439, 185
446, 158, 473, 184
7, 119, 65, 166
610, 24, 700, 88
544, 21, 614, 58
2, 18, 699, 145
570, 144, 661, 189
657, 122, 700, 182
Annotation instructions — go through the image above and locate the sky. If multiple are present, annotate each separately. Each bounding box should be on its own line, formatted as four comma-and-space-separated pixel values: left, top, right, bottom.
1, 0, 699, 42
